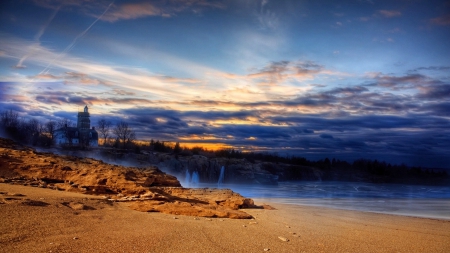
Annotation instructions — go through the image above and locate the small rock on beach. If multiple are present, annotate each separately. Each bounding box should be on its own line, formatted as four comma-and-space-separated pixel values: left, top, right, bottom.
278, 236, 289, 242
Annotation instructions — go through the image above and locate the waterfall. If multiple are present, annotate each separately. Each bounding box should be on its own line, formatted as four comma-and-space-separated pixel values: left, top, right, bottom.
191, 171, 200, 186
218, 166, 225, 187
184, 170, 191, 187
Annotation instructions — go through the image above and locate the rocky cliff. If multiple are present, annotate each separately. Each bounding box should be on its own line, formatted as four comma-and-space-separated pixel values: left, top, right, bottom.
155, 154, 324, 184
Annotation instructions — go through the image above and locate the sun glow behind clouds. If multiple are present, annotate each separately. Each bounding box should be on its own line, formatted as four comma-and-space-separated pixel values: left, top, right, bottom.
179, 142, 233, 151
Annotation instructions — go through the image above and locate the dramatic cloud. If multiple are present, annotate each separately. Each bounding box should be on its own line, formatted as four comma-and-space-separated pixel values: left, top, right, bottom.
32, 74, 60, 80
292, 61, 327, 79
248, 61, 290, 85
247, 60, 343, 87
417, 83, 450, 100
31, 72, 107, 85
107, 103, 450, 167
371, 73, 426, 89
32, 89, 154, 107
35, 91, 98, 105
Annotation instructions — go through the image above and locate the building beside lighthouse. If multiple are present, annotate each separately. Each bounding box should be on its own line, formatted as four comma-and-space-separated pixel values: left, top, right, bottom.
54, 105, 98, 147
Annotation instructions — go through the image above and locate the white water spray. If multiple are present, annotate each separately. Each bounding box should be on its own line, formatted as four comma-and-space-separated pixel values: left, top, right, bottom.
184, 170, 191, 187
184, 170, 200, 187
191, 171, 200, 186
218, 166, 225, 187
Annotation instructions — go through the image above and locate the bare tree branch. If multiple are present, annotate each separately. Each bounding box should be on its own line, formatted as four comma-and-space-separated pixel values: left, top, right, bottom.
45, 121, 57, 143
0, 110, 19, 128
56, 118, 74, 129
97, 118, 112, 145
113, 121, 135, 147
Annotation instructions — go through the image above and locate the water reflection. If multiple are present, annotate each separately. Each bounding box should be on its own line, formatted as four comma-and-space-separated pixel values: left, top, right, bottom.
195, 181, 450, 220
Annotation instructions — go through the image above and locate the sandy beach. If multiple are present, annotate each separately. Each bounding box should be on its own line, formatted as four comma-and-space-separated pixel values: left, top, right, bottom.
1, 183, 449, 253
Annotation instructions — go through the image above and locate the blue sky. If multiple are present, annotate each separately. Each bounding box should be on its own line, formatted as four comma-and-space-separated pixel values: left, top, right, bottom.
1, 0, 449, 167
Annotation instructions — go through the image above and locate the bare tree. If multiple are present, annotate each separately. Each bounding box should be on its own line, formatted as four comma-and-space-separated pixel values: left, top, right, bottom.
97, 118, 112, 145
0, 110, 22, 140
45, 121, 57, 144
56, 118, 74, 129
25, 118, 38, 133
128, 131, 136, 143
113, 121, 135, 147
0, 110, 19, 128
25, 118, 43, 145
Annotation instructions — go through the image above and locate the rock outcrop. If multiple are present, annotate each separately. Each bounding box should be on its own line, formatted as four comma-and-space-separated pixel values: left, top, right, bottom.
0, 138, 259, 218
128, 188, 255, 219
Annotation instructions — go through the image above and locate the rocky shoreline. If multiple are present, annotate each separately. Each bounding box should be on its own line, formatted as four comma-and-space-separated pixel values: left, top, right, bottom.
0, 138, 264, 219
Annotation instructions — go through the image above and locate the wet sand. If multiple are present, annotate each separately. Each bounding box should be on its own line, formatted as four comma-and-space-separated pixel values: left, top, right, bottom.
1, 183, 449, 253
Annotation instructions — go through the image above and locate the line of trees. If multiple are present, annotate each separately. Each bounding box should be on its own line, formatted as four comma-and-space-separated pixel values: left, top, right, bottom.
0, 110, 64, 147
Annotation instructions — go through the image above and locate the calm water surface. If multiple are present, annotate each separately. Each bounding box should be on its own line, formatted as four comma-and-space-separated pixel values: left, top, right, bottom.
190, 181, 450, 220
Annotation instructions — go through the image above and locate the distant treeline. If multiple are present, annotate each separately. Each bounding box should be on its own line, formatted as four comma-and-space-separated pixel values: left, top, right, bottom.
124, 139, 448, 184
217, 148, 447, 183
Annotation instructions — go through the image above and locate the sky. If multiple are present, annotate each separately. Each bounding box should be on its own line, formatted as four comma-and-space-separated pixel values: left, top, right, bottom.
1, 0, 449, 167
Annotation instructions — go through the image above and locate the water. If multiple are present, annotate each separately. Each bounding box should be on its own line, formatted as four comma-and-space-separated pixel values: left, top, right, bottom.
218, 166, 225, 187
183, 170, 199, 187
191, 171, 199, 186
184, 170, 191, 187
197, 181, 450, 220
